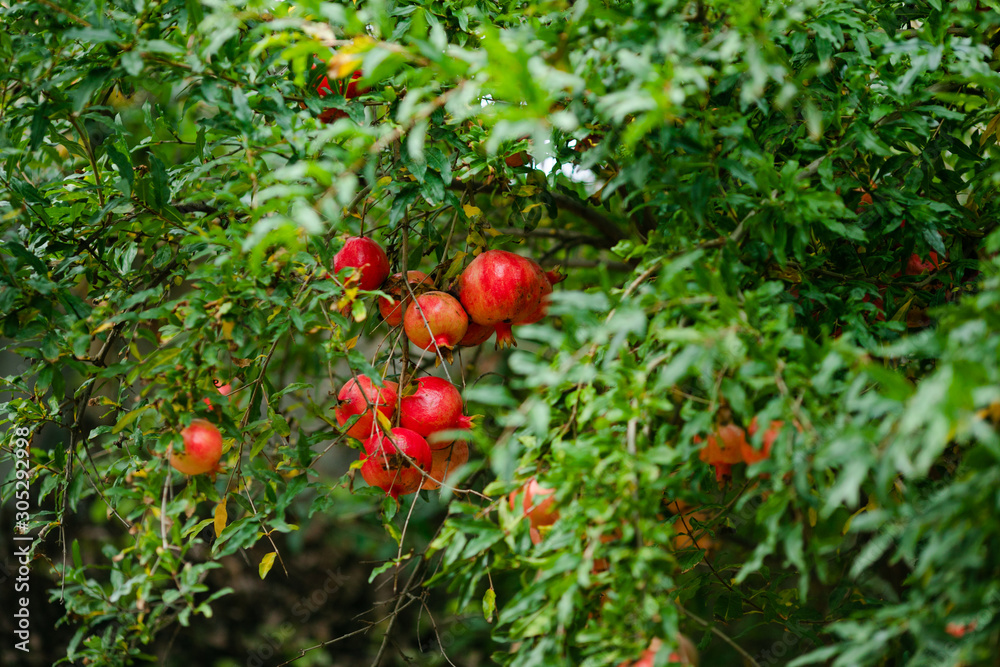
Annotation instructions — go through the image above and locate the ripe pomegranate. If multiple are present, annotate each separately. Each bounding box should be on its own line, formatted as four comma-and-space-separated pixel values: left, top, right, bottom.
170, 420, 223, 476
458, 321, 494, 347
360, 427, 432, 500
456, 250, 548, 348
671, 508, 716, 552
202, 379, 232, 409
403, 291, 469, 352
505, 151, 530, 167
617, 636, 698, 667
335, 376, 399, 440
514, 268, 565, 325
378, 271, 434, 327
509, 478, 558, 529
697, 424, 746, 483
905, 251, 941, 275
421, 441, 470, 490
398, 376, 472, 445
315, 69, 367, 123
333, 237, 390, 291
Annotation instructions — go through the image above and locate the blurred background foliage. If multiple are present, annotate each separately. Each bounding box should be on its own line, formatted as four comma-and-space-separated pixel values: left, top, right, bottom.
1, 0, 1000, 665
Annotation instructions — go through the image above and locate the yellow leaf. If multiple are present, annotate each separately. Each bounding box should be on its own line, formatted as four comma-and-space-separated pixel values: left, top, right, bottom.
808, 507, 817, 527
214, 501, 228, 538
221, 320, 235, 340
344, 335, 360, 350
376, 176, 392, 187
376, 409, 393, 434
93, 320, 116, 334
328, 49, 365, 79
337, 287, 359, 310
258, 551, 277, 579
349, 458, 365, 470
462, 204, 482, 217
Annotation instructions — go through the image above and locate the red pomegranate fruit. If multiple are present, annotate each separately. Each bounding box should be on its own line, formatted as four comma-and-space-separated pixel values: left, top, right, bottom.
315, 69, 367, 123
378, 271, 434, 327
905, 251, 941, 275
458, 321, 494, 347
697, 423, 747, 483
202, 379, 232, 409
509, 478, 558, 529
335, 376, 399, 440
333, 237, 390, 291
421, 441, 470, 490
360, 427, 432, 500
456, 250, 550, 348
398, 376, 473, 446
514, 268, 565, 325
403, 291, 469, 352
617, 636, 699, 667
170, 420, 223, 476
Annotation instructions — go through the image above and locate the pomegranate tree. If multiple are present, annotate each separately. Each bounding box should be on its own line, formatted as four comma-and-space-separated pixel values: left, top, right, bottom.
333, 237, 390, 291
398, 376, 473, 447
170, 420, 223, 476
456, 249, 553, 348
360, 427, 432, 500
335, 376, 398, 440
402, 291, 469, 353
378, 271, 434, 327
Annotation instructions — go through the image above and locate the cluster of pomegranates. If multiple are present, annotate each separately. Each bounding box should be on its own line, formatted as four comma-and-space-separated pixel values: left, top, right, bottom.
327, 235, 563, 498
334, 374, 474, 499
333, 236, 563, 352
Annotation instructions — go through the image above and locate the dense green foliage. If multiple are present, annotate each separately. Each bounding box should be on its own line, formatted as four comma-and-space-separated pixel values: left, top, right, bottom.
2, 0, 1000, 665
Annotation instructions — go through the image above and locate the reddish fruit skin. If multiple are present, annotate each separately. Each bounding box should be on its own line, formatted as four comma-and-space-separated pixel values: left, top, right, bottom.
458, 321, 494, 347
509, 478, 558, 530
170, 420, 223, 476
379, 271, 433, 327
505, 151, 529, 167
360, 427, 432, 500
335, 376, 399, 440
513, 268, 562, 325
697, 424, 746, 483
617, 636, 698, 667
403, 291, 469, 351
315, 70, 367, 124
202, 379, 232, 408
906, 251, 940, 275
399, 376, 471, 443
333, 237, 390, 291
421, 441, 470, 490
317, 70, 366, 99
457, 250, 548, 348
